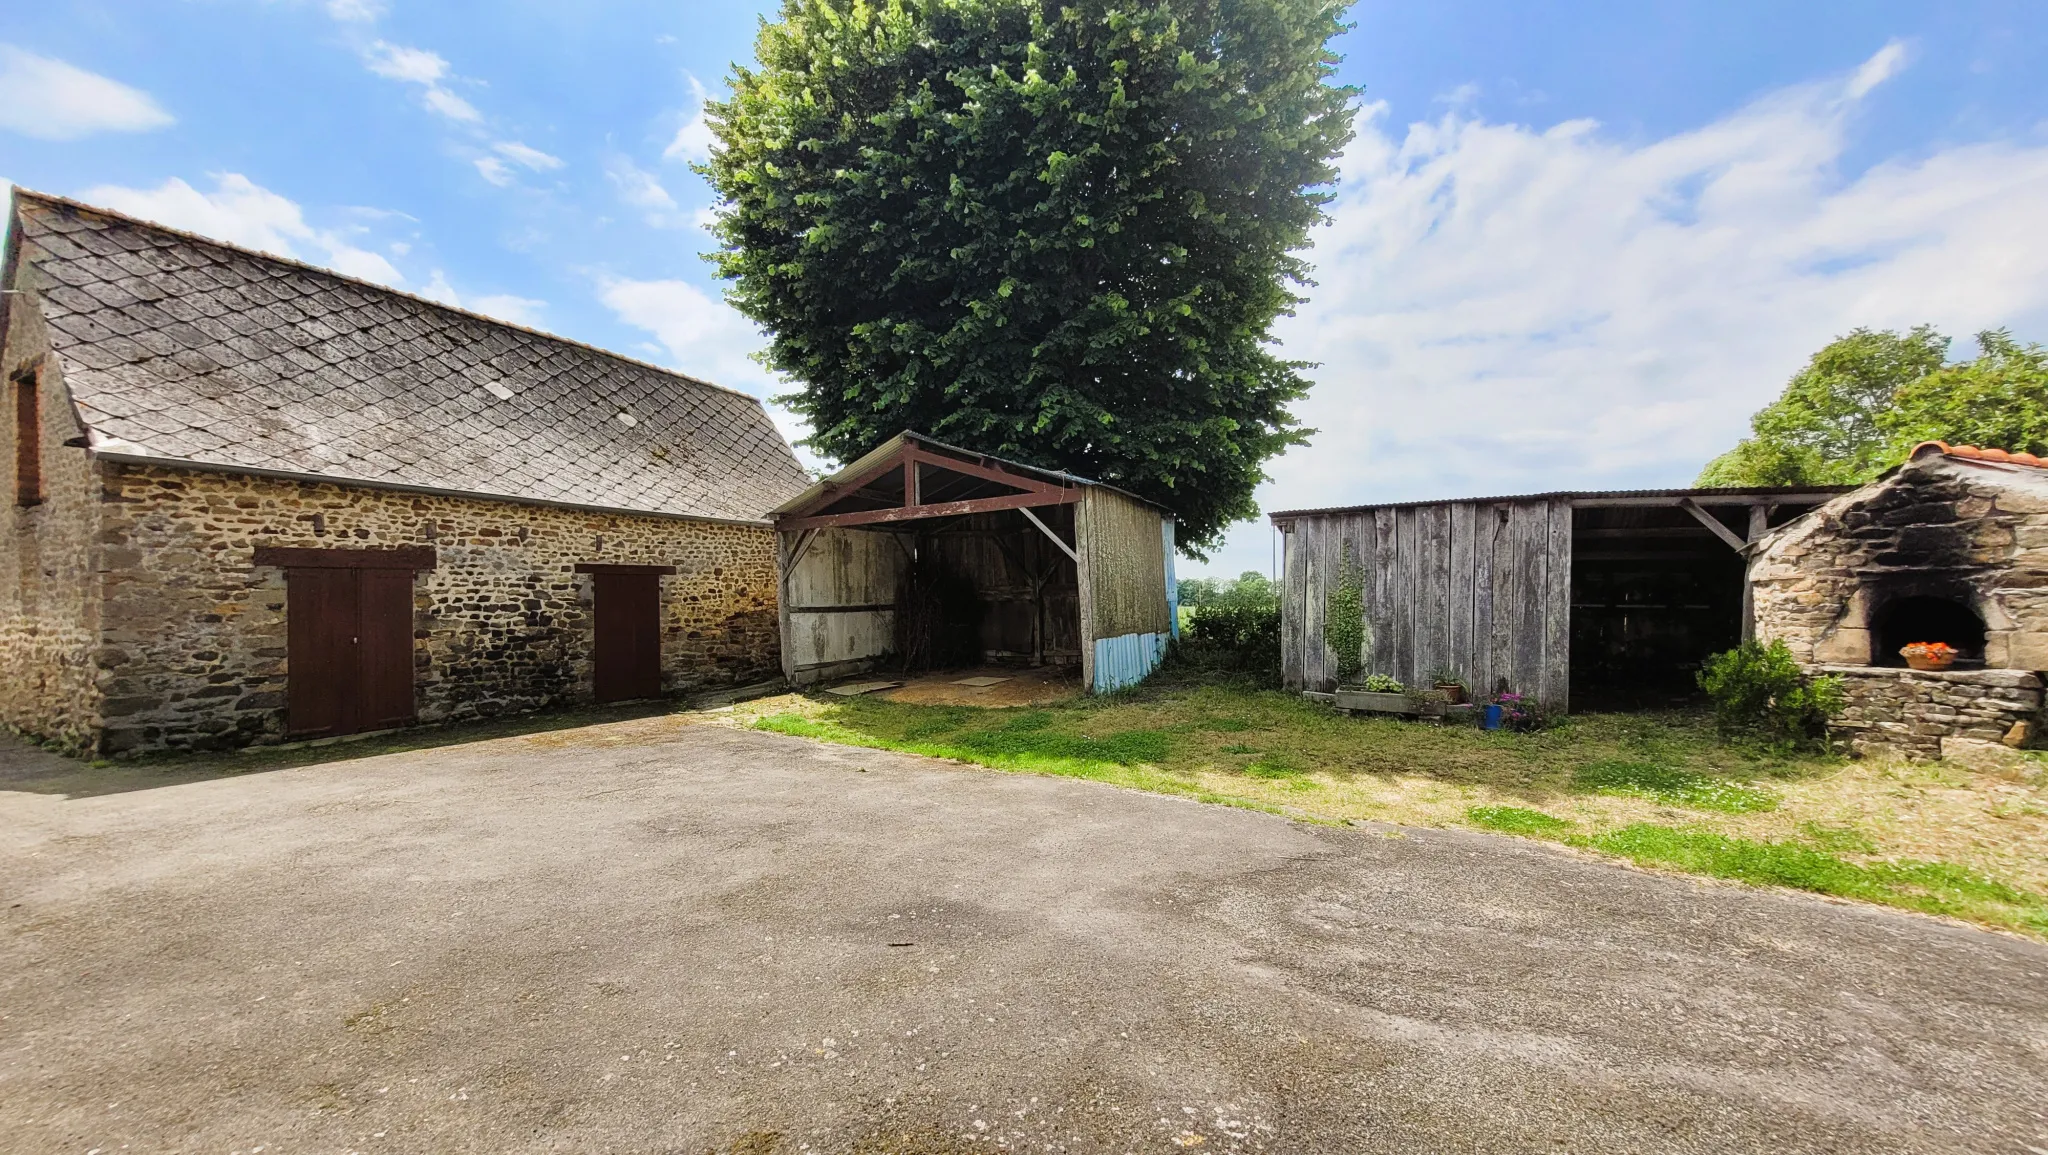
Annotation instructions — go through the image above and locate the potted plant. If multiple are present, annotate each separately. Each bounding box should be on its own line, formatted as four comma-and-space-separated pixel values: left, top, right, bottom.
1407, 686, 1452, 719
1335, 673, 1412, 715
1900, 641, 1958, 671
1428, 668, 1468, 704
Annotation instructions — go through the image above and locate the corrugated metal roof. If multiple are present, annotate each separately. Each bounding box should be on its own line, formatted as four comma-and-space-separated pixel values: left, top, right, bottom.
771, 431, 1172, 519
1268, 484, 1853, 522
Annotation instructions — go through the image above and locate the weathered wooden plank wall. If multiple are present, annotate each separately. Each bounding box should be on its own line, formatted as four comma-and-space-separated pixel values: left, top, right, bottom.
781, 527, 908, 683
927, 511, 1080, 664
1078, 489, 1170, 641
1278, 498, 1572, 709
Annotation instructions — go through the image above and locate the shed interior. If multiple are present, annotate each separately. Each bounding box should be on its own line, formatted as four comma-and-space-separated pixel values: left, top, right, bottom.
1569, 497, 1826, 708
777, 447, 1089, 684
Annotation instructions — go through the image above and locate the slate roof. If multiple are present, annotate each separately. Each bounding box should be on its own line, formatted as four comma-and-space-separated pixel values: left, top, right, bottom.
3, 189, 809, 523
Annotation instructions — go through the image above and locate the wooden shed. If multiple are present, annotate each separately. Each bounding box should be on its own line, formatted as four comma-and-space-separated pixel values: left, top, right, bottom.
1270, 486, 1848, 711
770, 433, 1179, 693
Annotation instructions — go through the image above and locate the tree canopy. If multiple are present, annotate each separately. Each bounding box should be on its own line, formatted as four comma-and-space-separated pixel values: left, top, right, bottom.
1697, 326, 2048, 487
702, 0, 1356, 554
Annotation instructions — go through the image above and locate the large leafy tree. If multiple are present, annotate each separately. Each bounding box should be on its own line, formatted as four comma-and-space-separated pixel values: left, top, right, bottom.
1696, 327, 1947, 487
1697, 326, 2048, 486
702, 0, 1356, 553
1883, 329, 2048, 456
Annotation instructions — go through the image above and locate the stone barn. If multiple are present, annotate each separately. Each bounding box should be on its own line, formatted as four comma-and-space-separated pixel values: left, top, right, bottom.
1, 190, 810, 754
1749, 441, 2048, 759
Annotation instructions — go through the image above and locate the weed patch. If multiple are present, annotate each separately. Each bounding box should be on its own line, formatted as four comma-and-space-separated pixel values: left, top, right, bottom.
1467, 806, 1574, 836
1574, 760, 1780, 813
1244, 755, 1303, 779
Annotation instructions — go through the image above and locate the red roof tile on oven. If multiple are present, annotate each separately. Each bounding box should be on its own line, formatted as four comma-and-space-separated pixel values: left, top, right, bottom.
1910, 441, 2048, 468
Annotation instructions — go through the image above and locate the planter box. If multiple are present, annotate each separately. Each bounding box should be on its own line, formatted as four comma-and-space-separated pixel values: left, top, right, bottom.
1333, 689, 1419, 715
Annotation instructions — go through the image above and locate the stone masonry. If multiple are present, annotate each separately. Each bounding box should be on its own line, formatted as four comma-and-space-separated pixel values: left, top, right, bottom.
3, 189, 807, 755
1750, 448, 2048, 670
1751, 445, 2048, 759
80, 462, 783, 754
1820, 666, 2041, 760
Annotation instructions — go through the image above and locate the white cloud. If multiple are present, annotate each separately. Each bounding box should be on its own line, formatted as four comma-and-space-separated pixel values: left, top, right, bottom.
422, 87, 482, 123
663, 75, 716, 164
493, 140, 563, 171
418, 269, 546, 327
1185, 42, 2048, 575
78, 173, 405, 287
608, 157, 676, 209
599, 277, 770, 388
0, 45, 173, 140
324, 0, 386, 22
606, 156, 690, 227
473, 156, 514, 187
361, 40, 482, 123
598, 274, 822, 462
364, 41, 447, 84
468, 294, 547, 327
1847, 39, 1909, 99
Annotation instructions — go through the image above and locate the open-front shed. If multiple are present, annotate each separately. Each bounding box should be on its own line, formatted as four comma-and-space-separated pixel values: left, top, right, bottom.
1271, 485, 1849, 711
771, 434, 1178, 693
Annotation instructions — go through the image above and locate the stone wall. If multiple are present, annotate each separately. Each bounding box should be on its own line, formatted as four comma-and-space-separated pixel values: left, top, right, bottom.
1822, 666, 2043, 760
92, 462, 783, 754
1750, 452, 2048, 669
0, 289, 102, 753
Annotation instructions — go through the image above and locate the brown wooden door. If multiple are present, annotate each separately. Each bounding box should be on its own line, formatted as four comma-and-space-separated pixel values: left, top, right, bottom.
593, 571, 662, 702
286, 566, 417, 736
287, 568, 360, 738
357, 567, 418, 730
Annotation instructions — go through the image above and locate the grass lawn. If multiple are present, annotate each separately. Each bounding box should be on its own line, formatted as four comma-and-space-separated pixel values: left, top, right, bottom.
737, 669, 2048, 940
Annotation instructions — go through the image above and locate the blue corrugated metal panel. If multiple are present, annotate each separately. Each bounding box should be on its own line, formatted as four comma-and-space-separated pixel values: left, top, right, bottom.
1163, 518, 1179, 639
1093, 631, 1168, 693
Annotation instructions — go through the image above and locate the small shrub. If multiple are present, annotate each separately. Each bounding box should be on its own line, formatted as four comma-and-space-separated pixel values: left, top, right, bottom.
1467, 806, 1574, 836
1359, 673, 1405, 692
1184, 571, 1281, 680
1697, 639, 1844, 748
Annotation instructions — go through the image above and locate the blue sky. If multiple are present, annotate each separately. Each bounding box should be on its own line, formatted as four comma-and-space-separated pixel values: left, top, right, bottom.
4, 1, 2047, 577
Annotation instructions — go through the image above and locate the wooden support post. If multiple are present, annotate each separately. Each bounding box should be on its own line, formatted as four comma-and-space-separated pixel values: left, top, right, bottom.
1678, 497, 1751, 553
1741, 504, 1769, 643
904, 459, 919, 507
1018, 506, 1079, 563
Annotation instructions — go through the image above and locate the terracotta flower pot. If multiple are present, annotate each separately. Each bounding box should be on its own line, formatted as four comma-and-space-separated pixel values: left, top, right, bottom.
1901, 643, 1957, 672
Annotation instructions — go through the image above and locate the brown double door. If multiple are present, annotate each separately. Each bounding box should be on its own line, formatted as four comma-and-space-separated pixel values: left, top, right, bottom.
592, 570, 662, 702
287, 566, 417, 737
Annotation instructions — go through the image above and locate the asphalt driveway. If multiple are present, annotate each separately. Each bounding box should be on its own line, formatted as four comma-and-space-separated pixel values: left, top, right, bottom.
2, 717, 2045, 1154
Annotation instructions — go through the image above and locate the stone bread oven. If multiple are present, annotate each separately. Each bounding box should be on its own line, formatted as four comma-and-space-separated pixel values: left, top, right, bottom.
1748, 442, 2048, 759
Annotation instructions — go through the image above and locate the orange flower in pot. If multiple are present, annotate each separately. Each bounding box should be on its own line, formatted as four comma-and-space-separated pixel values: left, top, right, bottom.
1900, 641, 1958, 671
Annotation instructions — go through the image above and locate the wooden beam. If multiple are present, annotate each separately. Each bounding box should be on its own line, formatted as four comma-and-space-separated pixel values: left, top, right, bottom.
572, 563, 676, 575
782, 528, 819, 573
1018, 506, 1079, 563
1572, 492, 1842, 509
903, 446, 1074, 496
1678, 498, 1750, 552
778, 489, 1081, 531
789, 603, 895, 614
252, 545, 436, 570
